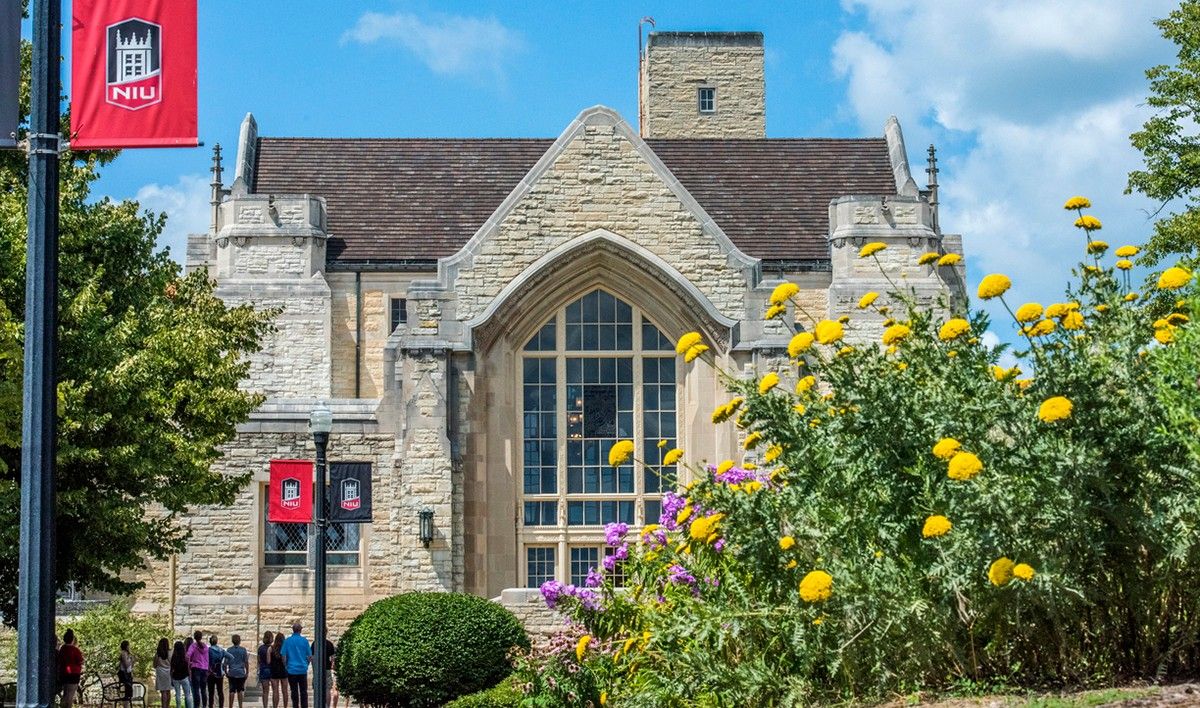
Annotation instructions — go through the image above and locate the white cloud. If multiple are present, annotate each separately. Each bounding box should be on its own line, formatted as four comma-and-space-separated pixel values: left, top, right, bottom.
135, 174, 210, 265
341, 11, 523, 82
833, 0, 1177, 340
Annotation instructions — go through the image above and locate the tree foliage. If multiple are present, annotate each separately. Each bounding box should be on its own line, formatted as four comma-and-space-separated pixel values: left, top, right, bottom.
1128, 0, 1200, 263
0, 38, 274, 621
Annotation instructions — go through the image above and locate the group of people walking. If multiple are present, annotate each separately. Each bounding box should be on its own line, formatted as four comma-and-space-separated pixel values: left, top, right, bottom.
54, 623, 340, 708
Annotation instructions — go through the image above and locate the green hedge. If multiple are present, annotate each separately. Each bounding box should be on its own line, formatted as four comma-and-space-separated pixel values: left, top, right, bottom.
443, 675, 523, 707
335, 592, 528, 708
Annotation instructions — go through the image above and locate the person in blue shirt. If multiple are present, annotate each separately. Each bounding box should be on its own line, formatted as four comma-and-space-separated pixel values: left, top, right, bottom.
280, 623, 312, 708
207, 636, 228, 708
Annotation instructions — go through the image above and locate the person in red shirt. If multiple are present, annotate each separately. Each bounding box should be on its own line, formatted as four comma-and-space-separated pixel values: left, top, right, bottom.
57, 629, 84, 708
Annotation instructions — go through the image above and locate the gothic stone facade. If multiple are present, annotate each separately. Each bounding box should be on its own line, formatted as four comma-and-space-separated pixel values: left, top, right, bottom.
132, 31, 964, 639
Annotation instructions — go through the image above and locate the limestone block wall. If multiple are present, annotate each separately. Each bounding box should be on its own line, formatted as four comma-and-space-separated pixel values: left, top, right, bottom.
449, 122, 754, 325
329, 272, 429, 399
220, 282, 333, 399
641, 32, 765, 139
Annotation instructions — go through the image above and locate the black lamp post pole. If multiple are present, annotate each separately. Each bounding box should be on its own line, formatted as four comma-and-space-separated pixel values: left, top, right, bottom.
18, 1, 60, 707
312, 431, 328, 708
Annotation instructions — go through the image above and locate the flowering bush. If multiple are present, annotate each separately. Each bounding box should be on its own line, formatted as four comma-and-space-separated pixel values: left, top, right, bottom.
523, 201, 1200, 704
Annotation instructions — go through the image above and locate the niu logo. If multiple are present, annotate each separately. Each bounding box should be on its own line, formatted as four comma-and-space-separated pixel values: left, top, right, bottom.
281, 478, 301, 510
340, 479, 361, 511
105, 18, 162, 110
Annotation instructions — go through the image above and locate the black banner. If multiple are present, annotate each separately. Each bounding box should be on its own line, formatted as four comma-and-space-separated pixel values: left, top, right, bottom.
0, 0, 17, 149
329, 461, 372, 523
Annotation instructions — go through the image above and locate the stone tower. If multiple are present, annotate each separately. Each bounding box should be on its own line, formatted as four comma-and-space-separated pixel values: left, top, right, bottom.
639, 31, 765, 138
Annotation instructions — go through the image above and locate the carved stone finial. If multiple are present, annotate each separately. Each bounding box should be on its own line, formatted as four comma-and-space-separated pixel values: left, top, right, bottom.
210, 143, 224, 234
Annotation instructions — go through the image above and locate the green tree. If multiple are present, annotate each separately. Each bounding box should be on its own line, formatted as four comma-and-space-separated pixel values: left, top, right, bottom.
1128, 0, 1200, 263
0, 35, 275, 621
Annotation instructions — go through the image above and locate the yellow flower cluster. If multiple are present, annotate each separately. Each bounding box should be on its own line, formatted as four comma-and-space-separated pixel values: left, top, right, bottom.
1116, 259, 1133, 271
938, 253, 963, 266
576, 634, 591, 662
1023, 319, 1056, 337
1158, 266, 1192, 290
764, 303, 787, 320
990, 557, 1036, 586
977, 274, 1012, 300
932, 437, 961, 460
947, 451, 983, 481
712, 397, 744, 424
814, 320, 844, 345
1074, 215, 1102, 230
1086, 240, 1108, 254
859, 242, 887, 258
795, 375, 816, 394
1014, 302, 1043, 323
663, 448, 683, 465
1045, 302, 1079, 319
689, 513, 725, 543
857, 292, 879, 309
922, 515, 952, 538
743, 431, 763, 450
676, 331, 709, 363
779, 536, 796, 550
764, 444, 783, 463
1115, 245, 1139, 257
770, 282, 800, 306
917, 251, 941, 265
1037, 396, 1072, 423
1063, 196, 1091, 210
799, 570, 833, 602
939, 318, 970, 341
758, 372, 780, 394
881, 324, 911, 346
788, 332, 815, 358
991, 365, 1020, 381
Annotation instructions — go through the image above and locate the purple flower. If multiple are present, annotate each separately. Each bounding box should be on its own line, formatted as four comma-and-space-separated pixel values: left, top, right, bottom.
667, 564, 696, 586
604, 522, 630, 546
711, 464, 760, 485
576, 588, 601, 611
613, 543, 629, 561
602, 554, 617, 571
540, 580, 564, 609
645, 529, 668, 549
585, 567, 603, 588
660, 492, 688, 529
713, 538, 726, 552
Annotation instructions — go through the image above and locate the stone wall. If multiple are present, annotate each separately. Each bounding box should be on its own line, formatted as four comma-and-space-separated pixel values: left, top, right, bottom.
642, 32, 765, 139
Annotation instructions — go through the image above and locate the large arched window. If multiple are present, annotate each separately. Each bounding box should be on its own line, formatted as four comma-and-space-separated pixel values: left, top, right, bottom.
519, 289, 678, 587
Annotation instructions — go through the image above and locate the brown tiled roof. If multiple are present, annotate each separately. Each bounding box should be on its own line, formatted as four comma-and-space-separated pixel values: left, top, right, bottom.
252, 136, 896, 265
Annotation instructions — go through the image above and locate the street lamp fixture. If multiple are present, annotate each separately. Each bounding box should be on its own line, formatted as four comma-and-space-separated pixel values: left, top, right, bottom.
419, 508, 434, 547
309, 401, 332, 708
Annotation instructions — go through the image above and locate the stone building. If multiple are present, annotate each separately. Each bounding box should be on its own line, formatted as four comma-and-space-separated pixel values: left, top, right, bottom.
133, 31, 964, 637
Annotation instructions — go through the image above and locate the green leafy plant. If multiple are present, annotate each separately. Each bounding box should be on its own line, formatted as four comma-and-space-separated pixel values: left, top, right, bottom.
61, 600, 172, 681
335, 592, 530, 708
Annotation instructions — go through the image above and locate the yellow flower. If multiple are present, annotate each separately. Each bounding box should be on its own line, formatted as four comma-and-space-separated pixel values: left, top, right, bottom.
947, 451, 983, 481
922, 515, 952, 538
1086, 240, 1109, 254
1096, 304, 1110, 313
1027, 319, 1056, 337
1168, 313, 1189, 325
795, 375, 816, 394
1012, 563, 1036, 581
576, 634, 591, 662
1045, 302, 1070, 319
1155, 327, 1175, 345
684, 344, 709, 362
859, 242, 887, 258
989, 557, 1015, 587
716, 460, 735, 475
1063, 196, 1092, 210
711, 397, 744, 424
689, 513, 724, 542
788, 332, 815, 358
917, 251, 941, 265
857, 292, 879, 309
814, 320, 844, 345
1115, 245, 1139, 257
675, 332, 703, 354
1124, 292, 1139, 302
657, 439, 667, 448
1158, 267, 1192, 290
600, 691, 607, 705
608, 440, 634, 467
770, 281, 800, 306
743, 432, 763, 450
785, 559, 798, 569
937, 253, 963, 266
758, 372, 780, 394
765, 303, 787, 320
1038, 396, 1072, 423
793, 403, 806, 415
1014, 302, 1044, 323
1061, 311, 1085, 330
1016, 378, 1034, 389
779, 536, 796, 550
1074, 215, 1102, 230
799, 570, 833, 602
991, 365, 1020, 381
932, 438, 961, 460
938, 318, 970, 341
1116, 259, 1133, 271
743, 480, 763, 494
764, 444, 783, 463
882, 324, 911, 346
977, 274, 1012, 300
675, 504, 693, 526
663, 448, 683, 465
837, 315, 851, 324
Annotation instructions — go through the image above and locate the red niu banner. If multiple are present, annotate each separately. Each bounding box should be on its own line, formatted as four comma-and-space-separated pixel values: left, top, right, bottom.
268, 460, 313, 524
71, 0, 198, 148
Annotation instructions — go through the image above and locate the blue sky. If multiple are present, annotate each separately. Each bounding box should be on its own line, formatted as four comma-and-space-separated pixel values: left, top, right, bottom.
31, 0, 1184, 345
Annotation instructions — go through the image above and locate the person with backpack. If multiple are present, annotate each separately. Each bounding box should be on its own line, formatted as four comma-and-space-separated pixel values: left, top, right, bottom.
256, 632, 274, 708
207, 635, 227, 708
223, 635, 249, 708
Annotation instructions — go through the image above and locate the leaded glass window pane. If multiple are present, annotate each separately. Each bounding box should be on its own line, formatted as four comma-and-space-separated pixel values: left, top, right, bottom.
643, 357, 677, 496
570, 547, 599, 586
566, 290, 633, 352
523, 357, 557, 495
526, 547, 556, 588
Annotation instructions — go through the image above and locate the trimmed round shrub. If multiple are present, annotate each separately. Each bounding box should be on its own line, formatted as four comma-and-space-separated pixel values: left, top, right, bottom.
336, 592, 529, 707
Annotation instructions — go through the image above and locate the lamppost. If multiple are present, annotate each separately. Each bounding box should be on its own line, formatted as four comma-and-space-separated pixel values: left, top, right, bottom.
309, 402, 332, 708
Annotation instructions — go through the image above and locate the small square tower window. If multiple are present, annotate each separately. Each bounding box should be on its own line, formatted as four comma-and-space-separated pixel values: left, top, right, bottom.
698, 87, 716, 114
